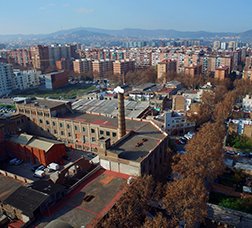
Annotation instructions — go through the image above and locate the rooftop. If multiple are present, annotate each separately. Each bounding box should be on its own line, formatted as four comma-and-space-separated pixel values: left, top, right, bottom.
36, 169, 128, 228
61, 112, 148, 131
72, 99, 149, 118
3, 186, 48, 218
16, 98, 69, 110
132, 83, 157, 92
109, 130, 163, 162
9, 133, 64, 152
29, 180, 66, 196
61, 113, 166, 162
166, 80, 182, 88
0, 175, 22, 202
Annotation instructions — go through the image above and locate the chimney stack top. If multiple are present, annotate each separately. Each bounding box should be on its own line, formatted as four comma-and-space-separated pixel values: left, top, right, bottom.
114, 86, 124, 94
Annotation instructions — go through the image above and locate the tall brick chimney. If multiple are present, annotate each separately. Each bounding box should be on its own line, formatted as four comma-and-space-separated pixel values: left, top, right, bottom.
115, 86, 126, 138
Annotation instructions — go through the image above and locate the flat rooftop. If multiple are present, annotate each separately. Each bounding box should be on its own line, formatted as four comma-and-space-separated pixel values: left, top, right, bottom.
109, 131, 161, 161
16, 98, 69, 110
72, 99, 149, 118
4, 186, 49, 218
0, 175, 23, 202
36, 169, 128, 228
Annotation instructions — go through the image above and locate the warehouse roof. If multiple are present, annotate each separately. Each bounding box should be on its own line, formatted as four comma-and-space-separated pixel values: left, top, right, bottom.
3, 186, 48, 218
72, 98, 149, 118
16, 98, 69, 110
9, 133, 64, 152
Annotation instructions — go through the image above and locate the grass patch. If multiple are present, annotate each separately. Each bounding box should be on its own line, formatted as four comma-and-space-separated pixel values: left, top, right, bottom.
0, 103, 16, 110
12, 84, 96, 99
209, 192, 252, 214
226, 133, 252, 151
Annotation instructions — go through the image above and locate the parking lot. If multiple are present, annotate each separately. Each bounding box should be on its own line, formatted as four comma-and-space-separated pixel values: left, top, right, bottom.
1, 161, 61, 181
170, 131, 195, 154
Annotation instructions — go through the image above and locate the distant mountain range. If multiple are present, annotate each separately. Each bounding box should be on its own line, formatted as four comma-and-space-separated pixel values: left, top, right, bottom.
0, 27, 252, 43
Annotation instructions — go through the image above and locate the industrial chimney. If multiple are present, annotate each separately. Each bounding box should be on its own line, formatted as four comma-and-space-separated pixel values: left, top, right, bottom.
114, 86, 126, 138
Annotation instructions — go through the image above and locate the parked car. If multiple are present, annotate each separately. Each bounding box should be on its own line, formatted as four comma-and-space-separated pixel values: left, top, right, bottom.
225, 151, 236, 156
179, 139, 186, 145
31, 164, 41, 172
47, 163, 59, 171
177, 150, 186, 154
9, 158, 18, 165
33, 170, 45, 178
35, 165, 45, 172
14, 159, 23, 165
236, 152, 247, 157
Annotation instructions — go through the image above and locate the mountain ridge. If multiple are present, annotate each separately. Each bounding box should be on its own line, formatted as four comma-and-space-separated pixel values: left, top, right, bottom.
0, 27, 251, 43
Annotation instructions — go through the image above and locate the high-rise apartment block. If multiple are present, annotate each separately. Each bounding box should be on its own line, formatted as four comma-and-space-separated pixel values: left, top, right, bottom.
184, 64, 202, 77
0, 63, 14, 96
73, 59, 93, 75
13, 69, 41, 91
157, 60, 177, 81
48, 44, 78, 69
113, 60, 135, 76
92, 60, 113, 79
7, 49, 32, 68
215, 66, 229, 80
30, 45, 50, 73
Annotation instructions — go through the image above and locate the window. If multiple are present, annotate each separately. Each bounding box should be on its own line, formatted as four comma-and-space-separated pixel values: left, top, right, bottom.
112, 132, 117, 137
60, 123, 63, 128
75, 125, 78, 131
91, 128, 95, 133
54, 130, 57, 134
100, 130, 104, 135
68, 132, 71, 137
82, 127, 86, 132
52, 122, 56, 126
61, 131, 64, 136
83, 136, 86, 143
39, 119, 43, 124
46, 120, 50, 125
91, 137, 96, 142
67, 124, 70, 129
106, 131, 110, 136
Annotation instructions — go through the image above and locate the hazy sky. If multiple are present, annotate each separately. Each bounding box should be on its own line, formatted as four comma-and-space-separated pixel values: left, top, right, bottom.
1, 0, 251, 34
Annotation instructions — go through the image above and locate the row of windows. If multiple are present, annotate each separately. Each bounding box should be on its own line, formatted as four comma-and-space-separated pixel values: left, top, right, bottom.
39, 120, 117, 139
51, 122, 117, 137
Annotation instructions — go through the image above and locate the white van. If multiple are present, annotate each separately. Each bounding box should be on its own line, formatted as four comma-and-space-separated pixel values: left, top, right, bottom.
47, 162, 60, 171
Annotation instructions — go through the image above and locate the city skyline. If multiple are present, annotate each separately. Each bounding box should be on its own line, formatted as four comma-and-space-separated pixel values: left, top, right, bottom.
1, 0, 252, 34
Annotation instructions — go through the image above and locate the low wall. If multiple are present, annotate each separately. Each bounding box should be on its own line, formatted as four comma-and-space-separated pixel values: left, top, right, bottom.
68, 165, 101, 193
0, 169, 33, 184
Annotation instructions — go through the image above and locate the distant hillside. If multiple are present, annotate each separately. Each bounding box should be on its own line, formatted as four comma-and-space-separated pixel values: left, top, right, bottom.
0, 27, 251, 43
81, 28, 237, 39
240, 29, 252, 41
